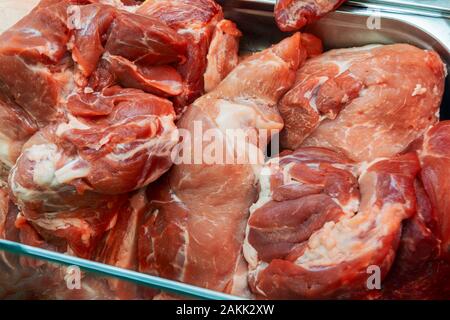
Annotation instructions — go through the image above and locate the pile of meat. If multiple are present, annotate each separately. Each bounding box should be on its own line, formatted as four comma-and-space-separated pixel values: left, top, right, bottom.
0, 0, 450, 300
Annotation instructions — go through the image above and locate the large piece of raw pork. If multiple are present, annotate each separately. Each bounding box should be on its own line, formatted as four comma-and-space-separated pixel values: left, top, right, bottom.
137, 0, 241, 112
0, 0, 241, 274
244, 148, 421, 298
138, 33, 303, 296
244, 122, 450, 299
279, 44, 445, 162
417, 121, 450, 257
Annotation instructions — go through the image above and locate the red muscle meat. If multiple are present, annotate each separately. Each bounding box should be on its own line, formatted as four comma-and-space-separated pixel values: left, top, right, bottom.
70, 4, 116, 79
72, 3, 187, 91
138, 34, 302, 296
244, 150, 421, 299
95, 190, 148, 299
137, 0, 225, 111
379, 179, 443, 299
279, 44, 445, 161
8, 86, 178, 257
0, 0, 185, 265
275, 0, 346, 32
0, 89, 38, 169
0, 0, 74, 126
418, 121, 450, 257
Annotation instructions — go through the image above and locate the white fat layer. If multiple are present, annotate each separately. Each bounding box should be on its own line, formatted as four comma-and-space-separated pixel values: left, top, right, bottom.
0, 133, 13, 167
27, 144, 60, 186
230, 255, 253, 298
213, 100, 278, 178
54, 158, 90, 184
249, 165, 272, 214
296, 201, 404, 269
412, 83, 427, 96
435, 108, 441, 120
357, 157, 387, 178
244, 163, 275, 271
26, 143, 91, 186
215, 99, 282, 131
56, 114, 90, 136
170, 190, 183, 204
339, 197, 360, 216
174, 227, 189, 282
250, 261, 269, 297
32, 217, 93, 245
307, 76, 329, 113
243, 232, 259, 270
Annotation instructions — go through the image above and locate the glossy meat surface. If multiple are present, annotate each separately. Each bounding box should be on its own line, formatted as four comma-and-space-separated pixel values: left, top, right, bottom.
139, 34, 302, 296
279, 44, 445, 162
418, 121, 450, 257
245, 150, 421, 299
137, 0, 224, 111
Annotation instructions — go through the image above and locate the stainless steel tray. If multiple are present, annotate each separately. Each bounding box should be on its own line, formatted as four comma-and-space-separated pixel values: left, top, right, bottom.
348, 0, 450, 19
1, 1, 450, 300
220, 0, 450, 120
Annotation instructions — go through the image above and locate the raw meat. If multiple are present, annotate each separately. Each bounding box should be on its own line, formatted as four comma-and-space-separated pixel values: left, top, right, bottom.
275, 0, 346, 32
95, 190, 148, 299
137, 0, 225, 111
279, 44, 445, 161
244, 147, 359, 266
138, 33, 303, 296
0, 89, 38, 169
0, 0, 74, 127
0, 0, 185, 166
244, 149, 420, 299
72, 3, 187, 92
204, 19, 242, 93
379, 179, 443, 299
418, 121, 450, 257
8, 86, 178, 257
0, 0, 185, 260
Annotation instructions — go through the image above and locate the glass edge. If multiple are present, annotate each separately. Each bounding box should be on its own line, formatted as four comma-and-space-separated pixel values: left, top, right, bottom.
0, 239, 244, 301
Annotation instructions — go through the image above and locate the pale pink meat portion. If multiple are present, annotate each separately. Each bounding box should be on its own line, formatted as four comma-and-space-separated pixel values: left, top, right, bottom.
138, 34, 303, 296
279, 44, 445, 162
204, 19, 242, 93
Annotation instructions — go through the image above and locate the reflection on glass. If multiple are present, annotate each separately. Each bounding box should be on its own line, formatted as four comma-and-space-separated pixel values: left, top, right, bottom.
0, 249, 190, 300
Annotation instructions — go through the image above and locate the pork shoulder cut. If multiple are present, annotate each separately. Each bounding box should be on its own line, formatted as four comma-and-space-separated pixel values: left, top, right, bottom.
279, 44, 445, 162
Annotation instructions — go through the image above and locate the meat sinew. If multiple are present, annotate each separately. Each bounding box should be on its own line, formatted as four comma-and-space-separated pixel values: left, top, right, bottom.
275, 0, 347, 32
138, 33, 303, 296
244, 149, 421, 299
279, 44, 445, 162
